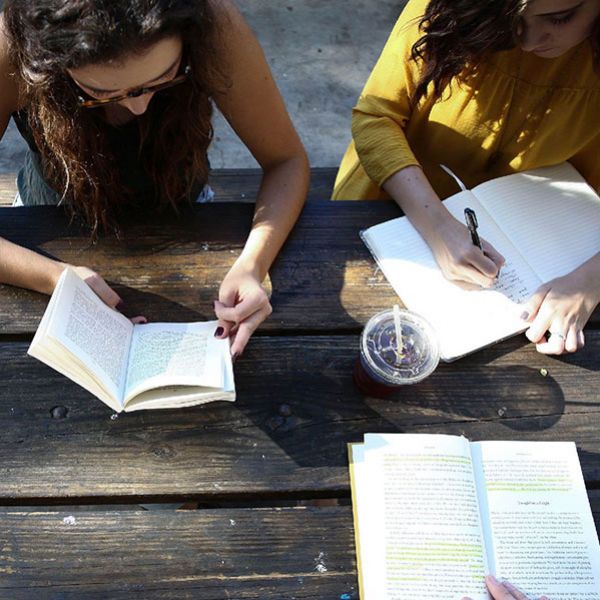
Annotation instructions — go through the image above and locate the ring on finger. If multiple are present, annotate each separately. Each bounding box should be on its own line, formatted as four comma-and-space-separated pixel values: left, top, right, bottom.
549, 331, 565, 340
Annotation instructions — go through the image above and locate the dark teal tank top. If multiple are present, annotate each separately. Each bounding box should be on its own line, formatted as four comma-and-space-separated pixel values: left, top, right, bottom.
11, 109, 206, 206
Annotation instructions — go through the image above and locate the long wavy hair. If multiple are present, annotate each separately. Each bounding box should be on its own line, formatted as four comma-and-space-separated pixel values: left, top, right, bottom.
411, 0, 600, 105
4, 0, 225, 235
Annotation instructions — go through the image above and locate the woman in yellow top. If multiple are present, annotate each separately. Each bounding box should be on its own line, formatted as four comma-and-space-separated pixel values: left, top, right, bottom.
334, 0, 600, 355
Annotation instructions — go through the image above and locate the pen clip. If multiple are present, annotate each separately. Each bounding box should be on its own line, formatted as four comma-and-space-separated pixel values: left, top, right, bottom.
464, 207, 483, 251
464, 207, 478, 230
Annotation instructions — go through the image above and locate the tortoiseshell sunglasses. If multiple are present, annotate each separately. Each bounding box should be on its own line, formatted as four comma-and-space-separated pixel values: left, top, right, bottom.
77, 64, 191, 109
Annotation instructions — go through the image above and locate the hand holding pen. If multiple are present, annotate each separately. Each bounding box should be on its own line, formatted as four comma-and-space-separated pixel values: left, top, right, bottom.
464, 207, 503, 282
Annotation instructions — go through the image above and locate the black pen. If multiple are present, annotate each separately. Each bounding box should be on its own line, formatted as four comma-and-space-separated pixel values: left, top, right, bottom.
464, 208, 483, 251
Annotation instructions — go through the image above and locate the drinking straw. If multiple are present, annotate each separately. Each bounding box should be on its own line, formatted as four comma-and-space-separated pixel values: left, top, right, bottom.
393, 304, 403, 359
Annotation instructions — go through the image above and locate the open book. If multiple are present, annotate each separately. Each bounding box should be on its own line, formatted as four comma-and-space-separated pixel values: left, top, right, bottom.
360, 162, 600, 360
28, 268, 235, 412
349, 434, 600, 600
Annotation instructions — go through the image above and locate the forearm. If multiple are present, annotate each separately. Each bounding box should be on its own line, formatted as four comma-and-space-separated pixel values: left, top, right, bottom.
235, 152, 309, 281
0, 237, 64, 295
382, 165, 451, 241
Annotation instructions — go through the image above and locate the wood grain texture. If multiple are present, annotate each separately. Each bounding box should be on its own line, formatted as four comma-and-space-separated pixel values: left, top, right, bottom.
0, 506, 358, 599
2, 496, 600, 599
0, 332, 598, 502
1, 200, 598, 334
209, 168, 336, 203
0, 200, 402, 334
0, 168, 336, 206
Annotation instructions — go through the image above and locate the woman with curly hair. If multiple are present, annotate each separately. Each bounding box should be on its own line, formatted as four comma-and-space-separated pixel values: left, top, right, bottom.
334, 0, 600, 355
0, 0, 309, 356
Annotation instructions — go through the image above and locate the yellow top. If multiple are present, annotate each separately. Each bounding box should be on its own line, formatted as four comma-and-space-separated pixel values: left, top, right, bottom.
333, 0, 600, 200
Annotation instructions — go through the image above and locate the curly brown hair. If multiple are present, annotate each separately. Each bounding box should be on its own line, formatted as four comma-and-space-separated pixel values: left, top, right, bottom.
4, 0, 226, 236
410, 0, 600, 105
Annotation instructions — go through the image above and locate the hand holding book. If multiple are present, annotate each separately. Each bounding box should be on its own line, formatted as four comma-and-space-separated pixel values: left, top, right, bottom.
463, 575, 550, 600
64, 265, 151, 326
28, 268, 235, 412
349, 434, 600, 600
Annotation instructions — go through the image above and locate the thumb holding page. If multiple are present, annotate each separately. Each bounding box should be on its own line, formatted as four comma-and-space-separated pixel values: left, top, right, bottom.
462, 575, 550, 600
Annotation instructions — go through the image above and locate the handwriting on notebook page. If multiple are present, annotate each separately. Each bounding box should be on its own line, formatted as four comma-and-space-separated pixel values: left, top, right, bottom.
490, 262, 536, 304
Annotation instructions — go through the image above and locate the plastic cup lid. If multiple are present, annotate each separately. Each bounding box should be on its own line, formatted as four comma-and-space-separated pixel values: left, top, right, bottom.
361, 309, 440, 385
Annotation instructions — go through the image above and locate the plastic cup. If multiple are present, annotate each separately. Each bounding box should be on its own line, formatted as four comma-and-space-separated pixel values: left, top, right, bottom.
353, 309, 440, 398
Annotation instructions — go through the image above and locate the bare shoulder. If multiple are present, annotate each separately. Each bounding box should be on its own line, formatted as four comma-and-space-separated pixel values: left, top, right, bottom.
210, 0, 243, 26
210, 0, 258, 55
0, 13, 22, 113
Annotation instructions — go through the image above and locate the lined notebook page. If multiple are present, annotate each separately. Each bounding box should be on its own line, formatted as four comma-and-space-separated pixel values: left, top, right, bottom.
474, 163, 600, 283
362, 192, 540, 360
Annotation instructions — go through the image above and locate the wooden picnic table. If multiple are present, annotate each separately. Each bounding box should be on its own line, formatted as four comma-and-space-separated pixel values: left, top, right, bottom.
0, 168, 598, 598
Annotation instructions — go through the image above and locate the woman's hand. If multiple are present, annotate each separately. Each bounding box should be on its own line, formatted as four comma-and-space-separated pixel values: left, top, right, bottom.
520, 255, 600, 354
207, 1, 307, 359
213, 259, 272, 358
427, 213, 505, 288
70, 266, 124, 309
382, 167, 505, 288
462, 575, 549, 600
69, 265, 146, 324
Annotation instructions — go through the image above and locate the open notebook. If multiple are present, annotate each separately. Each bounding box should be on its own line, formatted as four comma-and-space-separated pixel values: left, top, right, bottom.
360, 162, 600, 360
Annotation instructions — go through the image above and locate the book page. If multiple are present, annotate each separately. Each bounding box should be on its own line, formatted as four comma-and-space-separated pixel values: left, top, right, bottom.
123, 321, 227, 404
28, 269, 124, 411
472, 441, 600, 599
474, 163, 600, 283
348, 443, 377, 600
362, 191, 541, 360
42, 268, 133, 404
352, 434, 490, 599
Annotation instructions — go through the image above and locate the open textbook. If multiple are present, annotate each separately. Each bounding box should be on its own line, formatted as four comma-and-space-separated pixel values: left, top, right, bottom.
349, 434, 600, 600
28, 268, 235, 412
360, 162, 600, 360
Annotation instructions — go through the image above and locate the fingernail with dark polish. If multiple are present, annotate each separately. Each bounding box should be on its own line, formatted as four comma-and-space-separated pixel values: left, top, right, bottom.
116, 300, 125, 311
520, 311, 529, 320
214, 326, 224, 338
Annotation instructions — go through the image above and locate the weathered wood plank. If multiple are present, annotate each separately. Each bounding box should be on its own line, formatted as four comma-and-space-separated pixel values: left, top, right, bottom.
1, 201, 598, 334
3, 496, 600, 599
0, 332, 598, 502
209, 167, 336, 202
0, 506, 358, 599
0, 201, 402, 334
0, 168, 336, 206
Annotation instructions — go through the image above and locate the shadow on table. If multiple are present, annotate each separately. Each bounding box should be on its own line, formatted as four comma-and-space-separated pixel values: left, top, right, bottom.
390, 364, 566, 432
0, 204, 251, 327
550, 349, 600, 373
111, 284, 211, 323
236, 347, 569, 469
3, 204, 591, 476
0, 202, 363, 333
